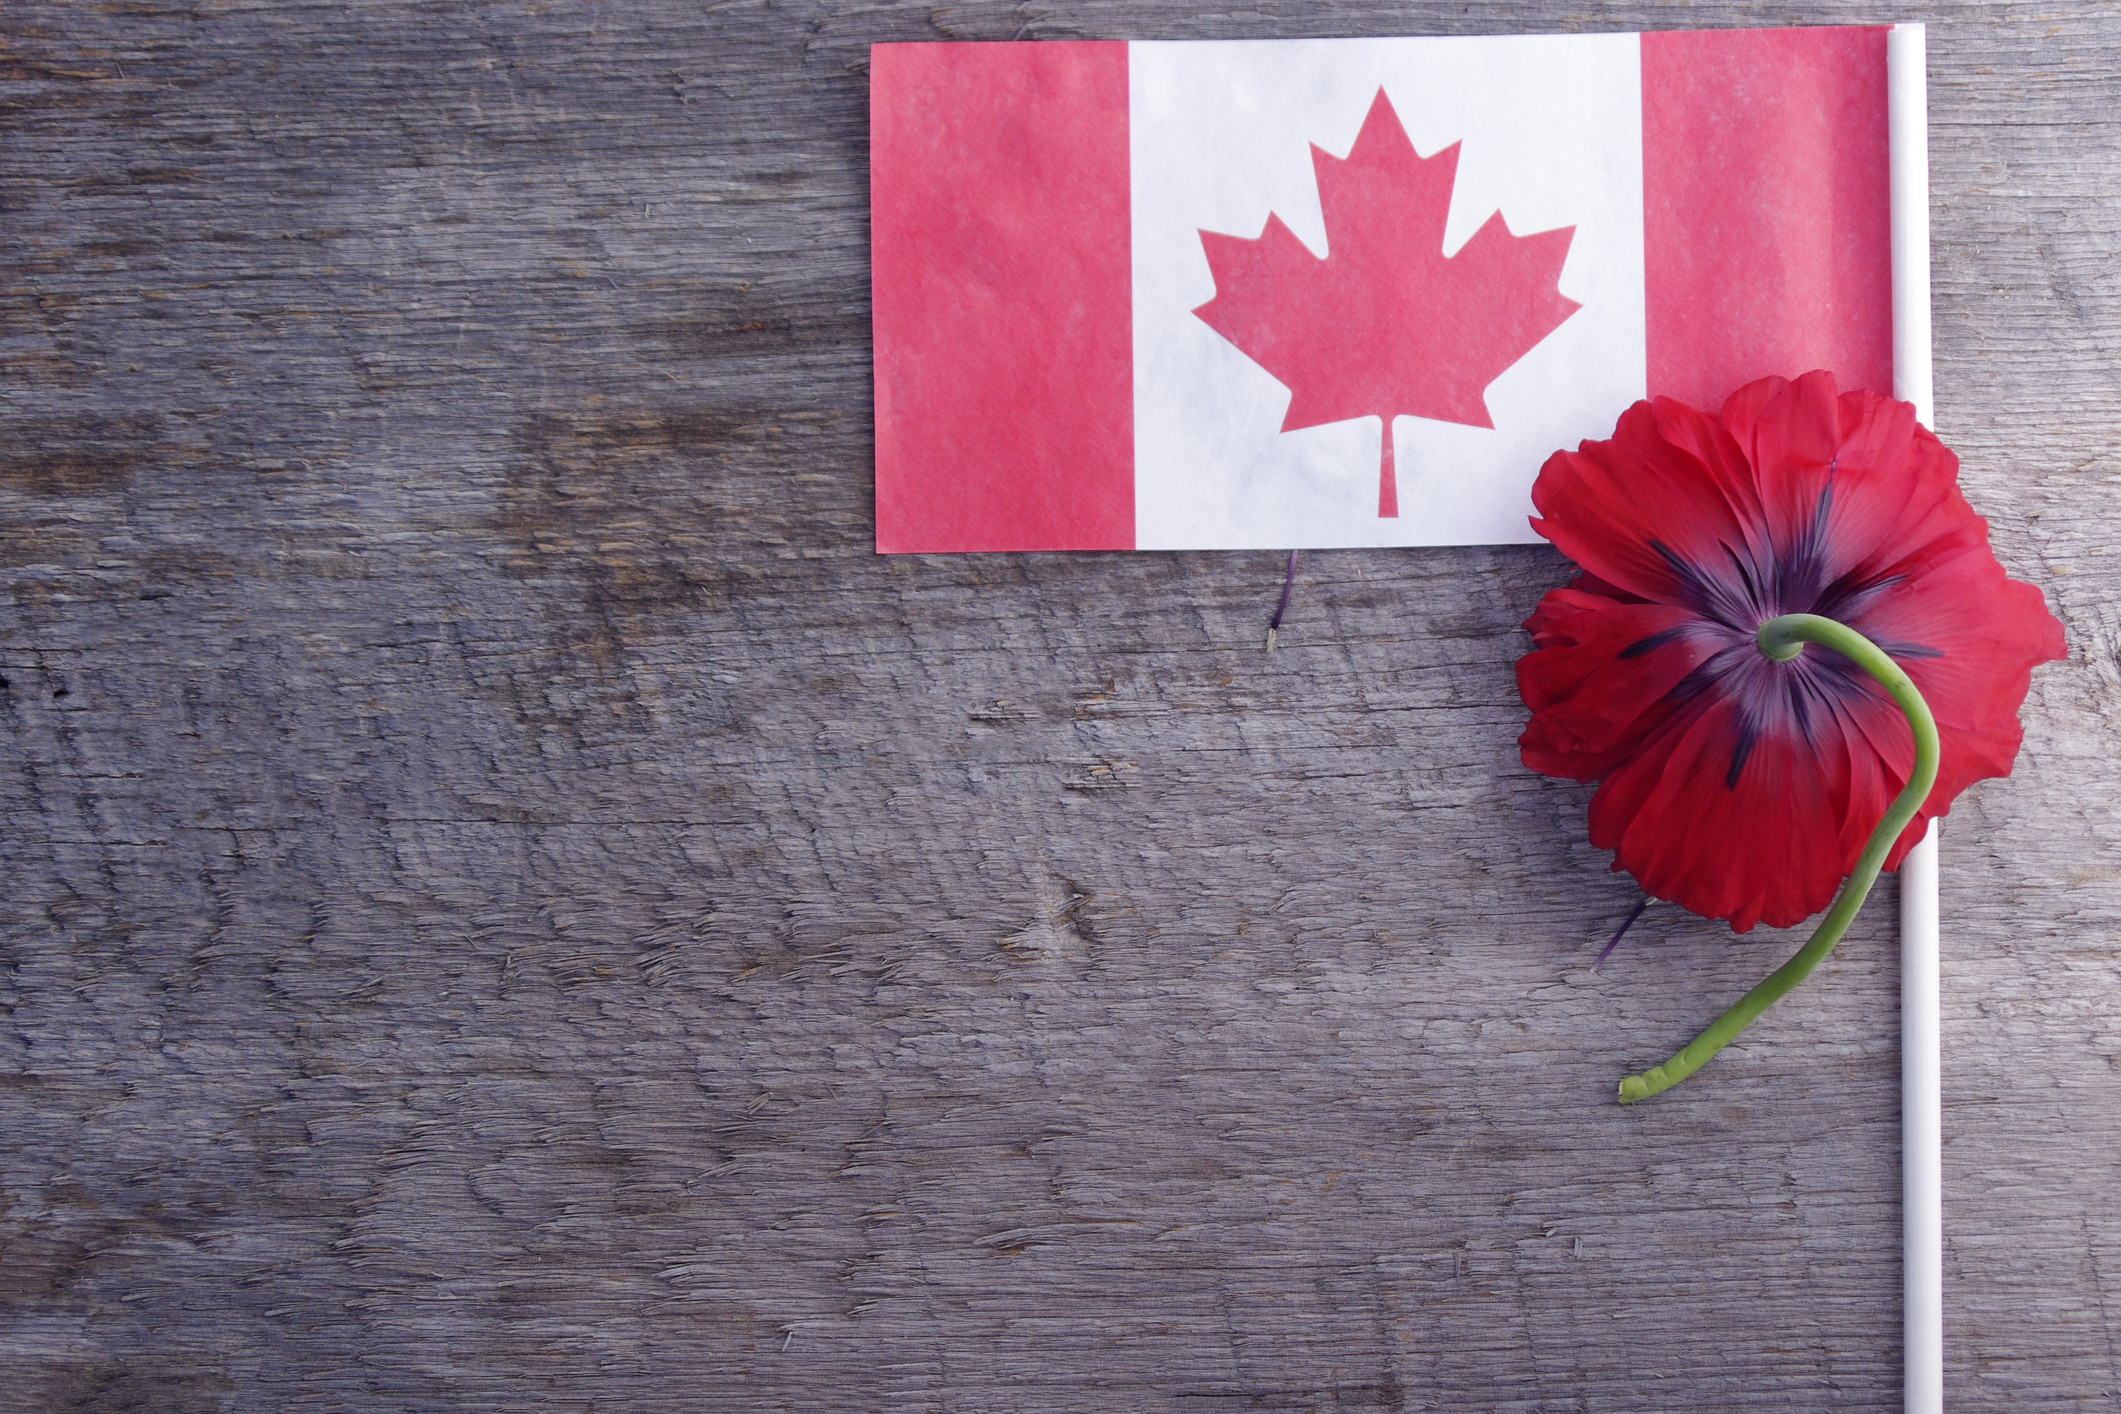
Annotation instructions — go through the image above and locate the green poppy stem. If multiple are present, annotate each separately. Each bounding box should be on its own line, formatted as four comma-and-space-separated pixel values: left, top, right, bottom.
1616, 613, 1941, 1104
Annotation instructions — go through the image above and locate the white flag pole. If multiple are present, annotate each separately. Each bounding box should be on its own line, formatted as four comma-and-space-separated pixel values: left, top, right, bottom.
1888, 23, 1942, 1414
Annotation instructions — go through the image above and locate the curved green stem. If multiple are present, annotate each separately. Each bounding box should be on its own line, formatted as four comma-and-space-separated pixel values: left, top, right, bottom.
1617, 613, 1941, 1104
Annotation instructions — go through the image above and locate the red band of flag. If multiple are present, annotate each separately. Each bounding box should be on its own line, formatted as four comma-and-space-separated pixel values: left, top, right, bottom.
871, 41, 1136, 553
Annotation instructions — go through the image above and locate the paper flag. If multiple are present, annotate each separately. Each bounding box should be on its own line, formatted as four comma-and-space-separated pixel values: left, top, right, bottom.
871, 28, 1899, 553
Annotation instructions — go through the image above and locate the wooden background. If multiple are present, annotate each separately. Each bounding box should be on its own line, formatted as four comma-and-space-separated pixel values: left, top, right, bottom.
3, 2, 2117, 1409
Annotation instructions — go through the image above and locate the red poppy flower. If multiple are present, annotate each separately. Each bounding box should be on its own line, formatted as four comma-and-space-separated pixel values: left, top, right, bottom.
1517, 371, 2065, 932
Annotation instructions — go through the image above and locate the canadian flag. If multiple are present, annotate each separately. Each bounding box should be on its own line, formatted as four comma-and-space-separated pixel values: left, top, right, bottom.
871, 28, 1920, 553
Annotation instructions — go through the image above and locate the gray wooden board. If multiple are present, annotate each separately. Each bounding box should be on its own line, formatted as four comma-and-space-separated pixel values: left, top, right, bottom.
1, 0, 2117, 1409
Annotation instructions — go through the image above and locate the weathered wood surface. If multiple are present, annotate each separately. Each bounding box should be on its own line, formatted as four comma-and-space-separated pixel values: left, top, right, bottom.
2, 1, 2118, 1409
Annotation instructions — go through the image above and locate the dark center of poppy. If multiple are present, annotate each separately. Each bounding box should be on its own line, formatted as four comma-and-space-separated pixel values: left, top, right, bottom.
1634, 470, 1939, 790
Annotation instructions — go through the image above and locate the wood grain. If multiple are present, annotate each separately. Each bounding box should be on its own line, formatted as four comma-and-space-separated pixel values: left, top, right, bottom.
3, 2, 2118, 1409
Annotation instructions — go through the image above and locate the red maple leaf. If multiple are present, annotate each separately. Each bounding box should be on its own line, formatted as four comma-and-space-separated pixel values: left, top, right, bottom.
1193, 89, 1581, 518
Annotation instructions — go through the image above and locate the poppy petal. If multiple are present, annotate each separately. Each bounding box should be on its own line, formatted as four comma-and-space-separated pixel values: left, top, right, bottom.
1531, 405, 1777, 611
1518, 595, 1723, 781
1592, 691, 1849, 931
